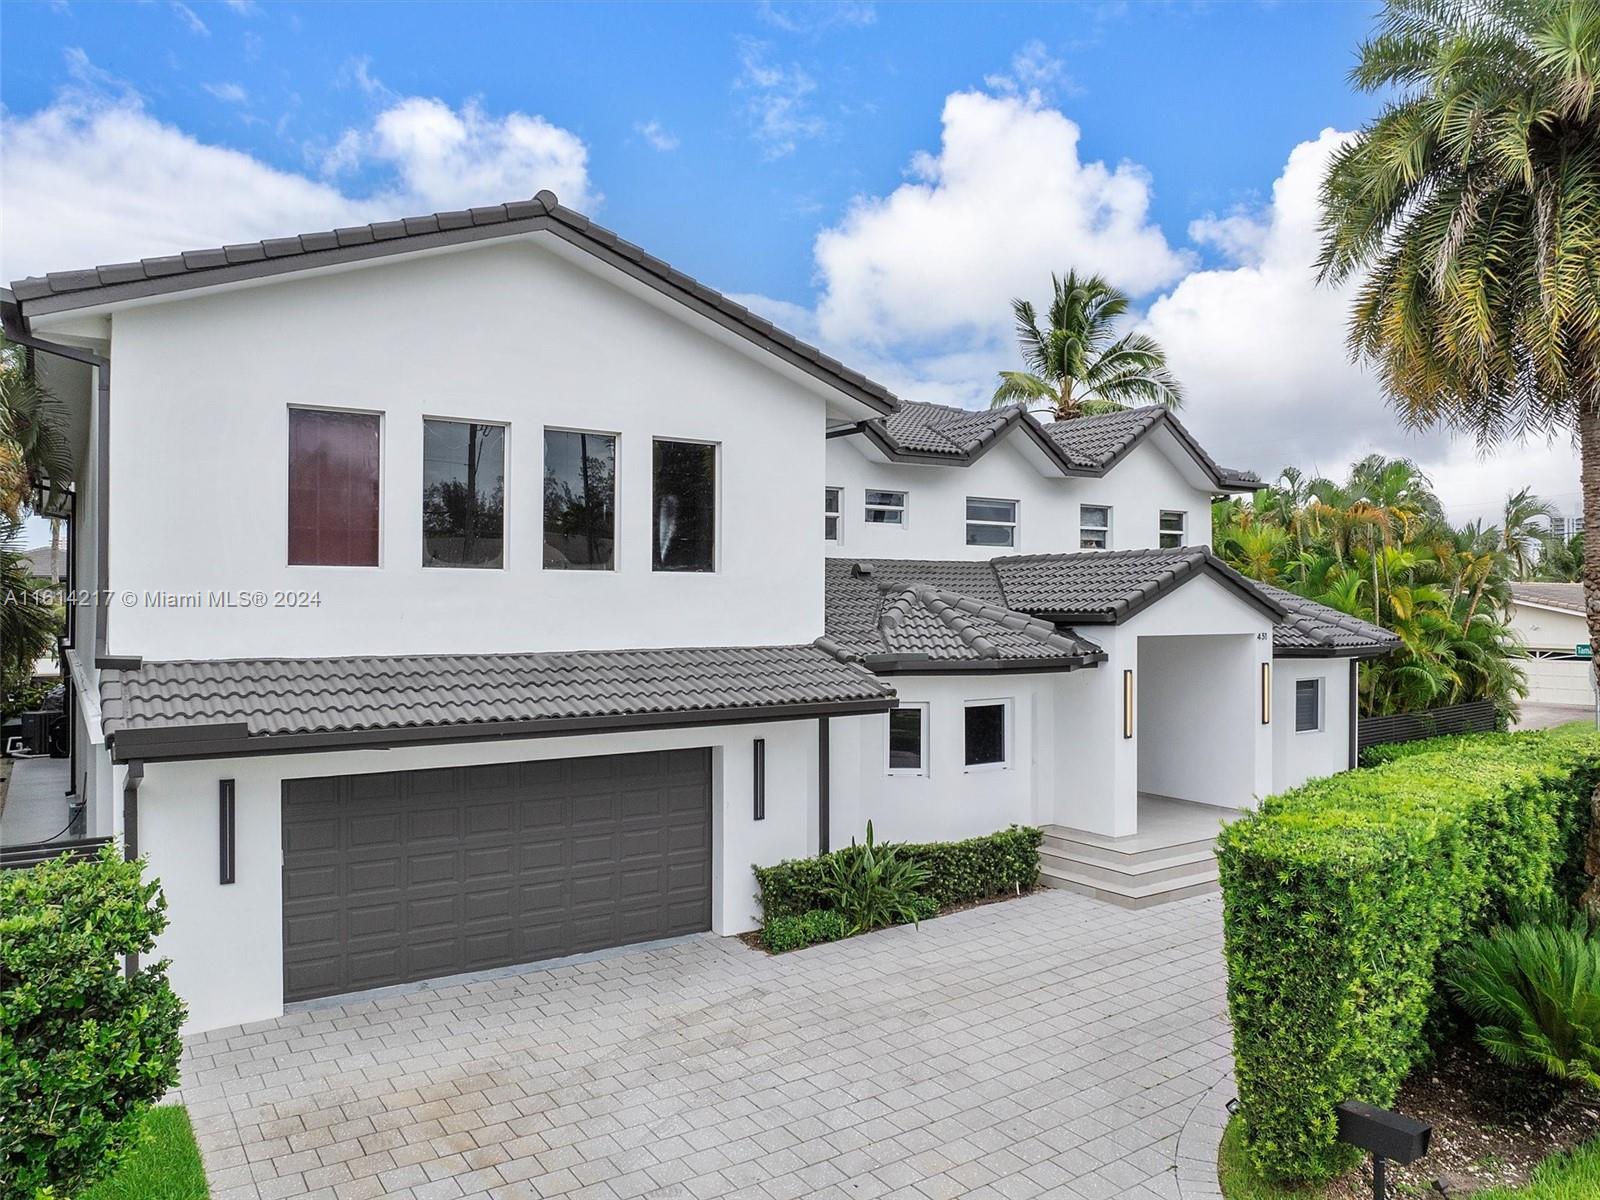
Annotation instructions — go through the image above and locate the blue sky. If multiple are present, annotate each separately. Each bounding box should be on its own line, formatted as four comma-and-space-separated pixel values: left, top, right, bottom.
0, 0, 1580, 526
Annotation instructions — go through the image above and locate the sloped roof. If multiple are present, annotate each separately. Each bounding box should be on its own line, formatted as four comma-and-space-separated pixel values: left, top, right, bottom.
991, 547, 1286, 624
1510, 582, 1585, 615
1043, 408, 1260, 489
1254, 583, 1403, 658
98, 644, 895, 760
880, 402, 1023, 456
819, 559, 1103, 673
6, 191, 899, 416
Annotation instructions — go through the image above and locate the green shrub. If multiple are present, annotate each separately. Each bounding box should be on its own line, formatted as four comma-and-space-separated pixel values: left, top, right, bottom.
907, 893, 939, 922
820, 821, 930, 934
762, 914, 808, 953
754, 825, 1042, 921
1218, 729, 1600, 1184
1446, 903, 1600, 1090
799, 908, 849, 944
0, 847, 186, 1200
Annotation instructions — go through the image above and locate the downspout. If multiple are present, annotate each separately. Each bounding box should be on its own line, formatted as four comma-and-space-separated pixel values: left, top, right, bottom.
1348, 659, 1360, 769
122, 759, 144, 978
818, 717, 831, 855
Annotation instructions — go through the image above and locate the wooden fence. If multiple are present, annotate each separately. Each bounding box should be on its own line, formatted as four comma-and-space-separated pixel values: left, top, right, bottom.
1356, 698, 1500, 752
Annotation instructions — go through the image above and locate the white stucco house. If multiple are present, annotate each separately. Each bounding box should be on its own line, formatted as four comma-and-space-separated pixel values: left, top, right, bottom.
1508, 583, 1595, 706
3, 191, 1396, 1032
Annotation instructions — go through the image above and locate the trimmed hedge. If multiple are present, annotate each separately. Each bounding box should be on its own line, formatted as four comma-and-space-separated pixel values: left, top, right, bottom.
1218, 729, 1600, 1184
762, 908, 849, 953
753, 825, 1042, 922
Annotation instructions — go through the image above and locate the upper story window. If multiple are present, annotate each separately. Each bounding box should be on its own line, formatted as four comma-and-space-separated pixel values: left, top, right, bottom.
1159, 510, 1187, 549
1295, 678, 1324, 733
887, 704, 928, 774
1079, 505, 1111, 551
966, 497, 1018, 548
544, 429, 616, 571
423, 419, 506, 569
653, 439, 716, 572
288, 408, 381, 567
865, 490, 906, 525
825, 487, 842, 541
963, 700, 1009, 769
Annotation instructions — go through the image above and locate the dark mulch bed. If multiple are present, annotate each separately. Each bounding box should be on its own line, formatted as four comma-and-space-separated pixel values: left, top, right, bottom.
737, 885, 1037, 954
1316, 1039, 1599, 1197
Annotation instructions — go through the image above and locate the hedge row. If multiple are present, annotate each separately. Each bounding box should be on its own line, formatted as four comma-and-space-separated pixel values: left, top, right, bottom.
1217, 728, 1600, 1184
753, 825, 1042, 922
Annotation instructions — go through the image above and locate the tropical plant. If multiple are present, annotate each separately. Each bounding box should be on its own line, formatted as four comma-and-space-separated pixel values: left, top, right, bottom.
1, 521, 62, 703
818, 821, 931, 934
1539, 531, 1587, 582
1503, 488, 1560, 580
0, 335, 71, 524
1446, 902, 1600, 1090
990, 270, 1183, 419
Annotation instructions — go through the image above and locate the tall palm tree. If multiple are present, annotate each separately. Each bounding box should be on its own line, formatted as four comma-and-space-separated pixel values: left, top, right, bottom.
1317, 0, 1600, 909
1501, 487, 1559, 580
0, 335, 70, 522
990, 271, 1184, 419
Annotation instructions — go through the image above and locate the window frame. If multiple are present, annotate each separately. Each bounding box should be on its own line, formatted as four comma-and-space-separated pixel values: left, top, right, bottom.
864, 489, 907, 526
825, 486, 842, 543
286, 404, 384, 569
1294, 677, 1325, 734
651, 436, 720, 573
542, 425, 619, 573
421, 414, 510, 571
965, 496, 1019, 548
1078, 504, 1112, 551
1159, 510, 1187, 550
886, 702, 930, 776
962, 698, 1011, 772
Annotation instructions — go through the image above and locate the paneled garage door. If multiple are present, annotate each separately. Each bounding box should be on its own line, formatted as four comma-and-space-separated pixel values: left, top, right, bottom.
281, 749, 712, 1002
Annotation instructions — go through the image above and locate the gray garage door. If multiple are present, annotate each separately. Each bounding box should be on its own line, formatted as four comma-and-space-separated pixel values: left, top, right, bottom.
281, 749, 712, 1002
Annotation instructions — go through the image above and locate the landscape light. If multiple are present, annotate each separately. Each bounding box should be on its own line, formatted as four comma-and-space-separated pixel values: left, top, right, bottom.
1335, 1100, 1430, 1200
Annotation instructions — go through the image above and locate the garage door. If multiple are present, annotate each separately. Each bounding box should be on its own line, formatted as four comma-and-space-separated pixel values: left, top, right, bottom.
281, 749, 712, 1002
1525, 657, 1597, 706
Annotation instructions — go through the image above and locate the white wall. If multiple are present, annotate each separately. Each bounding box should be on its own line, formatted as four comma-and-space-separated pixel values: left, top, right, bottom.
133, 718, 818, 1033
102, 239, 829, 660
1271, 658, 1353, 793
1509, 602, 1589, 653
825, 428, 1216, 562
1524, 658, 1596, 706
1138, 634, 1260, 809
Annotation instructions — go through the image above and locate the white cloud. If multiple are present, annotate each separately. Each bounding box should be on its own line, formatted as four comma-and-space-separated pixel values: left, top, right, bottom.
812, 89, 1188, 352
735, 38, 826, 158
984, 40, 1075, 102
202, 81, 249, 104
170, 1, 209, 36
1, 78, 594, 283
634, 120, 680, 152
756, 1, 876, 33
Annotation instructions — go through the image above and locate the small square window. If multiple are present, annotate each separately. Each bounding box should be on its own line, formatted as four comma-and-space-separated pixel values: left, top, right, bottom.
825, 487, 842, 541
1159, 510, 1186, 549
1295, 679, 1323, 733
966, 497, 1018, 547
865, 490, 906, 525
964, 701, 1008, 768
887, 705, 927, 773
1079, 505, 1111, 551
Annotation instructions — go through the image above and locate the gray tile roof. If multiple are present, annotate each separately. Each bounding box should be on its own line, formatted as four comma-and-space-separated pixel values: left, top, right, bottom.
819, 559, 1102, 671
8, 191, 899, 416
1510, 582, 1585, 615
880, 402, 1021, 456
1254, 583, 1403, 658
991, 547, 1285, 624
99, 644, 894, 755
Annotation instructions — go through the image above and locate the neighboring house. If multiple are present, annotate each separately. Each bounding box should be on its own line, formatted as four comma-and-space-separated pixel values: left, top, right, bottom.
2, 192, 1395, 1032
1508, 583, 1595, 706
23, 542, 68, 583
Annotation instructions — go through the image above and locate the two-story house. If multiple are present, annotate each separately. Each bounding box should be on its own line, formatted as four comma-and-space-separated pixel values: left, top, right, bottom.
3, 192, 1394, 1032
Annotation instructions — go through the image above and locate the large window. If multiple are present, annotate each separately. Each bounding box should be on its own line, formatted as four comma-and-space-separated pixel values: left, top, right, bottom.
966, 497, 1018, 547
887, 704, 927, 774
653, 439, 716, 572
825, 487, 842, 541
964, 701, 1008, 768
1079, 504, 1111, 550
1159, 511, 1187, 549
543, 429, 616, 570
288, 408, 381, 567
1295, 678, 1323, 733
422, 419, 505, 569
865, 490, 906, 525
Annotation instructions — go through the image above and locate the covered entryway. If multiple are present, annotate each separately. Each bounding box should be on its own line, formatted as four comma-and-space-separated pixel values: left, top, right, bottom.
1136, 633, 1260, 810
281, 748, 712, 1002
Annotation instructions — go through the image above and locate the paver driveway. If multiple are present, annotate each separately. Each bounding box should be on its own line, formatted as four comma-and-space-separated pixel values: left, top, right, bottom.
174, 888, 1231, 1200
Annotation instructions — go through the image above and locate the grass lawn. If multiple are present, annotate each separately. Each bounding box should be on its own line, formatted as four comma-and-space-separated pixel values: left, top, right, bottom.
81, 1105, 208, 1200
1219, 1115, 1600, 1199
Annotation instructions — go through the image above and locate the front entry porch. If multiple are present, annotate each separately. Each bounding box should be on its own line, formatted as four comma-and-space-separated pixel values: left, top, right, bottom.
1039, 793, 1243, 907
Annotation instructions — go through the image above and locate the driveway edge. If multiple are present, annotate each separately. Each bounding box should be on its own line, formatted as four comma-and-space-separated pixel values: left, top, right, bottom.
1175, 1071, 1234, 1199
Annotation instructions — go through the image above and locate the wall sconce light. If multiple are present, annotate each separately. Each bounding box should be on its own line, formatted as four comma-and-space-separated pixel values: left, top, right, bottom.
753, 738, 766, 821
1122, 670, 1134, 739
1261, 662, 1272, 724
218, 779, 236, 885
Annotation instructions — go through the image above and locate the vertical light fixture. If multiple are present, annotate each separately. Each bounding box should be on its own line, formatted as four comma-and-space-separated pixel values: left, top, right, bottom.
1122, 670, 1134, 739
753, 738, 766, 821
218, 779, 236, 885
1261, 662, 1272, 724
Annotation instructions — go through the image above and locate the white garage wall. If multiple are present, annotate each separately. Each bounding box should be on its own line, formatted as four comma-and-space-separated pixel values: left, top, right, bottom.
1270, 659, 1353, 794
1524, 658, 1596, 706
133, 718, 819, 1034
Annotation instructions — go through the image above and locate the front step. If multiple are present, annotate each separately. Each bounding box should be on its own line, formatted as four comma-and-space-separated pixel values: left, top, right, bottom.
1039, 863, 1220, 909
1038, 819, 1226, 908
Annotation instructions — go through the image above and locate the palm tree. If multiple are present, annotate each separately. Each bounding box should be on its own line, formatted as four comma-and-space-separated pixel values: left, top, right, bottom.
990, 271, 1184, 419
1500, 488, 1558, 580
1317, 0, 1600, 910
0, 335, 71, 523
